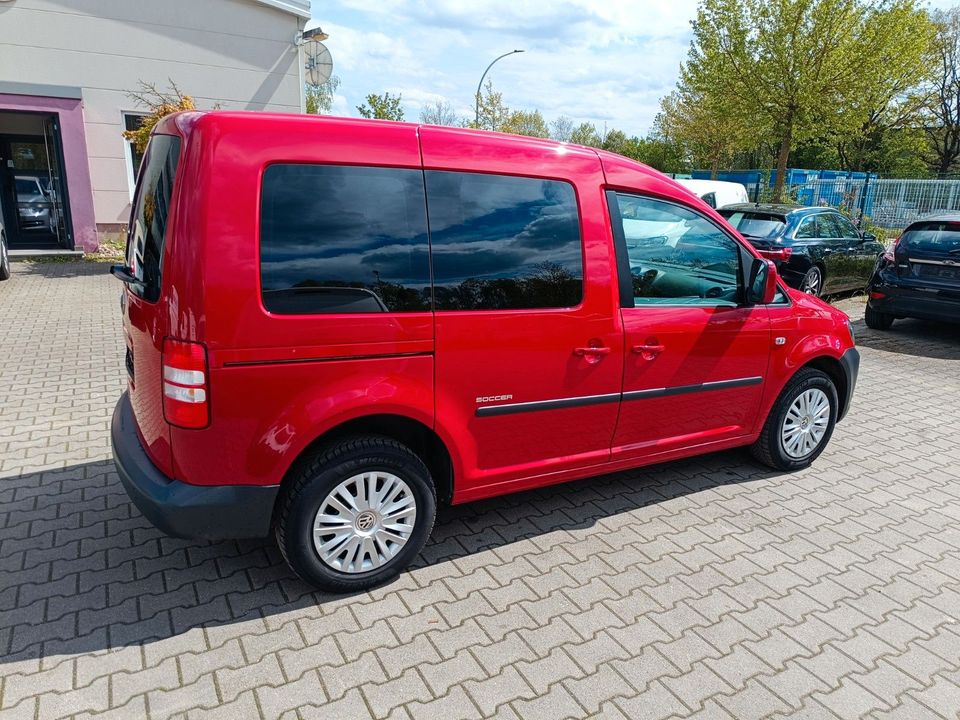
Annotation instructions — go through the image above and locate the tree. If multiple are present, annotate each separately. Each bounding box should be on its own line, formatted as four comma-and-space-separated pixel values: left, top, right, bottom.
357, 92, 404, 120
122, 80, 196, 154
550, 115, 575, 142
419, 99, 459, 126
569, 122, 602, 147
833, 1, 935, 172
306, 75, 341, 115
502, 109, 550, 138
474, 80, 511, 131
926, 8, 960, 174
684, 0, 931, 199
655, 87, 750, 178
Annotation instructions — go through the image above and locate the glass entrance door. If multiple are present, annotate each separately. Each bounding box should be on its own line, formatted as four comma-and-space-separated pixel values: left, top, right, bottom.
0, 116, 71, 249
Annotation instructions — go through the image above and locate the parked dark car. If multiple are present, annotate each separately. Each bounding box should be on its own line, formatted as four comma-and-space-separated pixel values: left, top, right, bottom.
864, 214, 960, 329
719, 204, 884, 296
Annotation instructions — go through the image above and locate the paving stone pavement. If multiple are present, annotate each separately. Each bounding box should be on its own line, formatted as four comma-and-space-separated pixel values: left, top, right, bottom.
2, 262, 960, 720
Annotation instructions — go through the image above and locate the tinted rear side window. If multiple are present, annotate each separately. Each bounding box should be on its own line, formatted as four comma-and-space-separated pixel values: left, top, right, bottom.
126, 134, 181, 302
426, 171, 582, 310
260, 165, 431, 314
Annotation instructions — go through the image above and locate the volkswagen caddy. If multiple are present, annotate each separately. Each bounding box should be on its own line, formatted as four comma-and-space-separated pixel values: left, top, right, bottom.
111, 112, 859, 592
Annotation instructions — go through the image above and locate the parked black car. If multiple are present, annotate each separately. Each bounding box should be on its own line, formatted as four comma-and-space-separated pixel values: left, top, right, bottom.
865, 214, 960, 329
719, 204, 884, 296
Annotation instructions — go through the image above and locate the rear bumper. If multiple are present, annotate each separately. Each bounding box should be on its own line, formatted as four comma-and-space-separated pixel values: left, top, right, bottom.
111, 392, 278, 539
838, 347, 859, 422
867, 283, 960, 324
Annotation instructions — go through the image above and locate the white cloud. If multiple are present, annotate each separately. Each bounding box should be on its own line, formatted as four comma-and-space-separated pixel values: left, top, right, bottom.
313, 0, 701, 135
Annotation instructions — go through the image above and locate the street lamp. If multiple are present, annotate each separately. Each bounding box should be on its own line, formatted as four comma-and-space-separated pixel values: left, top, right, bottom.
474, 50, 524, 128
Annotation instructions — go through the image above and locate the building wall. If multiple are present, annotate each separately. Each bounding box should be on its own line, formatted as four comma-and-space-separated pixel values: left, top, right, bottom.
0, 0, 307, 248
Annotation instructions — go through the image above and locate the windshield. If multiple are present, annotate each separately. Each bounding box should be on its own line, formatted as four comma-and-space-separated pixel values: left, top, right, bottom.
720, 211, 786, 240
15, 178, 43, 197
901, 222, 960, 254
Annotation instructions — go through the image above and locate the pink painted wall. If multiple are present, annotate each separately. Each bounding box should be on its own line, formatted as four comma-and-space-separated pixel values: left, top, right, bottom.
0, 94, 97, 251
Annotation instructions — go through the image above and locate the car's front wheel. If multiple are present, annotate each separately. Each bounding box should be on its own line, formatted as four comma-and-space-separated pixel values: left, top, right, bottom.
751, 368, 838, 471
0, 232, 10, 281
275, 435, 436, 593
864, 304, 894, 330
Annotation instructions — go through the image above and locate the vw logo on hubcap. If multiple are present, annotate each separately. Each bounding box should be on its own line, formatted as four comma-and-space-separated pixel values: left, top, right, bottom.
355, 511, 377, 531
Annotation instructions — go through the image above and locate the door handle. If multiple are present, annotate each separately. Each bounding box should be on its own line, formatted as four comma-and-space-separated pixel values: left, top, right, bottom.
573, 346, 611, 357
631, 344, 665, 355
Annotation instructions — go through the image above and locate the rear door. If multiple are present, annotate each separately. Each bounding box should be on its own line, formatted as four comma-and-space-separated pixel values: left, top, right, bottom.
812, 213, 850, 294
122, 133, 183, 476
420, 128, 623, 496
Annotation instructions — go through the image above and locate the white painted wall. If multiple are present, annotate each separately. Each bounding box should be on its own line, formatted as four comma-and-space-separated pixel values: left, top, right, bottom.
0, 0, 307, 226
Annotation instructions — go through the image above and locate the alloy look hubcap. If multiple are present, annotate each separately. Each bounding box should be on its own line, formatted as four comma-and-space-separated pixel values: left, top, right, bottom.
781, 388, 830, 458
803, 269, 821, 295
313, 471, 416, 574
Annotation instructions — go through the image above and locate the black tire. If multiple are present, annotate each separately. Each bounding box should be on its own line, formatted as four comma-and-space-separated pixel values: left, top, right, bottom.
751, 368, 838, 471
864, 304, 894, 330
274, 435, 436, 593
0, 233, 10, 281
800, 265, 824, 297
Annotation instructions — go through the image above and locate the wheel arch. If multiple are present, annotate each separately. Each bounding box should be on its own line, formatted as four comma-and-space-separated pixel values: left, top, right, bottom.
802, 354, 848, 419
276, 413, 455, 511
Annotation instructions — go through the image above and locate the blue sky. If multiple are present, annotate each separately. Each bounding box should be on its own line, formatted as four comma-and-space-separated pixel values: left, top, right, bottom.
308, 0, 957, 138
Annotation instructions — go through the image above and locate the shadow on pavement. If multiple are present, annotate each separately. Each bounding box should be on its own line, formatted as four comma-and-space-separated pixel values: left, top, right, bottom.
0, 449, 782, 665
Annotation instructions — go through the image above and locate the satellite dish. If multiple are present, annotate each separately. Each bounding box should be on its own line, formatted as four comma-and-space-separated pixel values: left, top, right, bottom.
305, 41, 333, 86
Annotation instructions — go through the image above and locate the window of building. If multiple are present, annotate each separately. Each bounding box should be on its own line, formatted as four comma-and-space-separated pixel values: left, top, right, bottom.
260, 164, 431, 314
123, 113, 148, 199
426, 171, 583, 311
612, 194, 741, 306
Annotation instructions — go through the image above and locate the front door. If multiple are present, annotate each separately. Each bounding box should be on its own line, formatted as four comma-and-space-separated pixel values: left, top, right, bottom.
606, 191, 771, 460
421, 128, 623, 497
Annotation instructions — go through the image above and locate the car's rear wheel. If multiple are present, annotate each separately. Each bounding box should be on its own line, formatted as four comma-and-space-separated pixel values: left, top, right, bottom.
751, 368, 838, 471
0, 232, 10, 281
275, 435, 436, 593
801, 266, 823, 296
864, 304, 894, 330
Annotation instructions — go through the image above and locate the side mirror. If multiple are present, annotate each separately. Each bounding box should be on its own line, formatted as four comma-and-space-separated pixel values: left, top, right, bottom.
862, 232, 877, 243
748, 257, 779, 305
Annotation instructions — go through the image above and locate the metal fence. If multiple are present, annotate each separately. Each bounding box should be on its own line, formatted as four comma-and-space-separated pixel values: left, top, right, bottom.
783, 177, 960, 229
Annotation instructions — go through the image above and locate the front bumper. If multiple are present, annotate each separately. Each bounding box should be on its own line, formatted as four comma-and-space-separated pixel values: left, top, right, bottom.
111, 392, 279, 539
867, 283, 960, 324
838, 347, 859, 422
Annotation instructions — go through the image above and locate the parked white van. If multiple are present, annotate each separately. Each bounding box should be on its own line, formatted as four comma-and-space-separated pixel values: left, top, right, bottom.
676, 179, 749, 209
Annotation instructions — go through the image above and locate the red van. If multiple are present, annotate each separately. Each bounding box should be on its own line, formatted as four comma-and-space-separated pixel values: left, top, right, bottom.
111, 112, 859, 592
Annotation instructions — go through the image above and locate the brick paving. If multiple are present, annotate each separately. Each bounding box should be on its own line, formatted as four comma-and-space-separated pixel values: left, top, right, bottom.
2, 261, 960, 719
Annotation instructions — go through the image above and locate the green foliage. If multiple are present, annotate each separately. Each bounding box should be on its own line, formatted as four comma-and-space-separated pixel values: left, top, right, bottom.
123, 80, 196, 154
305, 76, 341, 115
682, 0, 935, 196
473, 80, 511, 131
357, 92, 405, 121
925, 8, 960, 174
569, 122, 602, 147
501, 109, 550, 138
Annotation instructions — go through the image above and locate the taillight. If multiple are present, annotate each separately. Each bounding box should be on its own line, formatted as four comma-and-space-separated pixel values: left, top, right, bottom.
162, 338, 209, 429
882, 236, 901, 264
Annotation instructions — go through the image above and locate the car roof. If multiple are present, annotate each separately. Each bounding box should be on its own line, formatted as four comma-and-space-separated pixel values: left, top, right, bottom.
908, 212, 960, 226
719, 203, 837, 218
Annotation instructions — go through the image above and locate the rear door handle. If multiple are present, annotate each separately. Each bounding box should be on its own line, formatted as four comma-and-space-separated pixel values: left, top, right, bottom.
632, 344, 665, 354
573, 346, 611, 356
